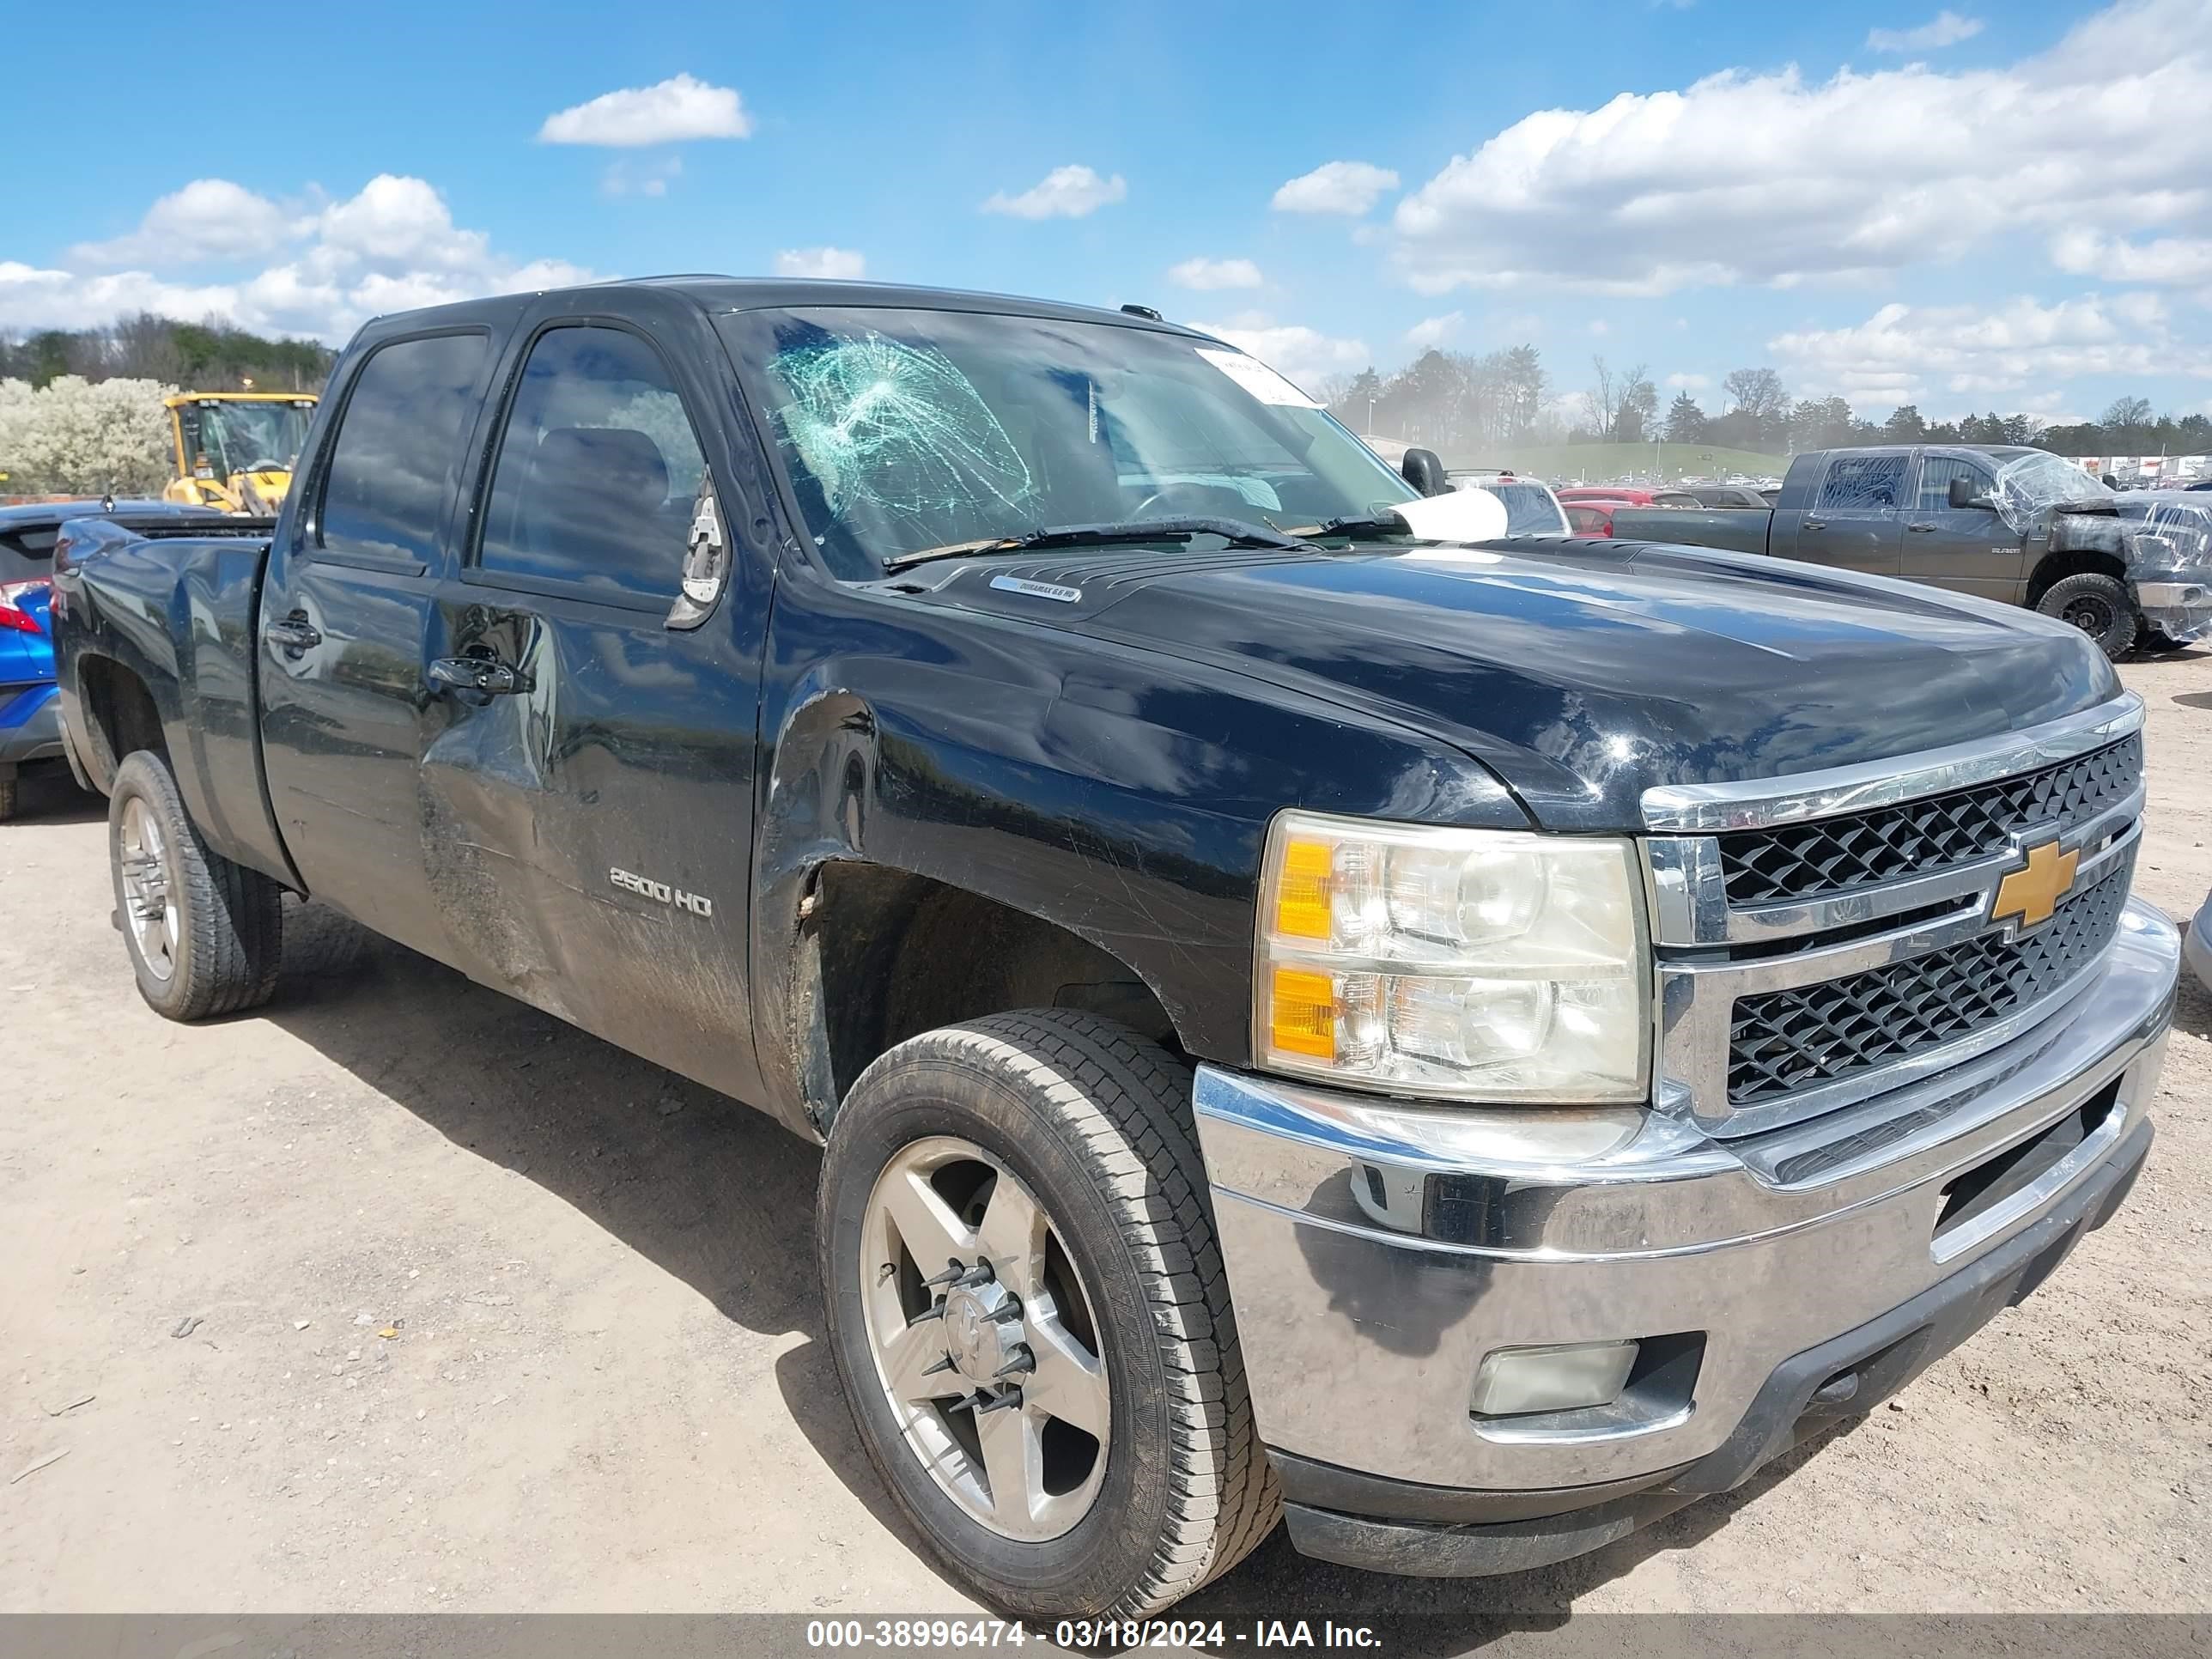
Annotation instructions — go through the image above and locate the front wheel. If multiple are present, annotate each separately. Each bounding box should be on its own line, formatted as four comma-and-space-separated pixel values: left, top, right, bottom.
817, 1010, 1279, 1620
2035, 572, 2138, 659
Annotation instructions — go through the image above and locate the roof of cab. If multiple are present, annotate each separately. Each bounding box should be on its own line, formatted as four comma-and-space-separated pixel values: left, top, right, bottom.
352, 276, 1218, 344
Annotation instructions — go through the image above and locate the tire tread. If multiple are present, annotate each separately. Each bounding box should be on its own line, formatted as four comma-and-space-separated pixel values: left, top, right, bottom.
834, 1009, 1280, 1616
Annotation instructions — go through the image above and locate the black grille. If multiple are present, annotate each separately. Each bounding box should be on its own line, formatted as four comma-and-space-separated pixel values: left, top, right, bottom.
1718, 735, 2140, 905
1727, 860, 2130, 1105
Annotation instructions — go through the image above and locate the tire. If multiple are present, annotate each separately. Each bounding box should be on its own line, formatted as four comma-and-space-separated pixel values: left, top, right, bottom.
0, 776, 15, 822
817, 1010, 1279, 1620
2035, 572, 2137, 659
108, 750, 283, 1020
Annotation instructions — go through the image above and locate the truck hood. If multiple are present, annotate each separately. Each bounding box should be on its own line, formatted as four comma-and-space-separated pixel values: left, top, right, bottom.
929, 538, 2119, 830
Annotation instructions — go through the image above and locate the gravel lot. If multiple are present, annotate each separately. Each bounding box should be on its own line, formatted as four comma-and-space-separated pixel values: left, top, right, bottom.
1, 653, 2207, 1625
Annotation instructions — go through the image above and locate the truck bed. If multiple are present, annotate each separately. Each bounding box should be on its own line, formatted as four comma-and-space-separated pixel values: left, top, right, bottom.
1610, 506, 1773, 555
51, 514, 294, 887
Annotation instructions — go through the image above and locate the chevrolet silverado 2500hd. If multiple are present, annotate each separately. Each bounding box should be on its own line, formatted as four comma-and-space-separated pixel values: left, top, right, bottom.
1612, 445, 2212, 658
51, 280, 2179, 1617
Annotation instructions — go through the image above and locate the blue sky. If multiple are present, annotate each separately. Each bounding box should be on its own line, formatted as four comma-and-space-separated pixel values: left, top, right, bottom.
6, 0, 2209, 428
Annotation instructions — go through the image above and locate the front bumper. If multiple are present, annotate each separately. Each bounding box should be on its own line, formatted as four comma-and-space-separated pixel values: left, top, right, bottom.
1193, 898, 2179, 1575
0, 683, 63, 769
2135, 568, 2212, 641
2186, 894, 2212, 992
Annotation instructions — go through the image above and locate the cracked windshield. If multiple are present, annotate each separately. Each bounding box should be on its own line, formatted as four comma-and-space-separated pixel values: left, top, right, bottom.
717, 307, 1418, 578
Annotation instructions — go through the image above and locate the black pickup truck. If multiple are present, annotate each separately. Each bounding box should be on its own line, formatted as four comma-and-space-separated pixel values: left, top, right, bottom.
1613, 444, 2212, 659
51, 280, 2180, 1619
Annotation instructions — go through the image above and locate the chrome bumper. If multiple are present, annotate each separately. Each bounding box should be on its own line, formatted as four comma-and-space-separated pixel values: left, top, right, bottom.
2137, 568, 2212, 639
1194, 898, 2178, 1498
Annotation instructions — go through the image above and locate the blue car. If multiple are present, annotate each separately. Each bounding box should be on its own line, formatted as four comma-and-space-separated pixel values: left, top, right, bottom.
1, 500, 229, 819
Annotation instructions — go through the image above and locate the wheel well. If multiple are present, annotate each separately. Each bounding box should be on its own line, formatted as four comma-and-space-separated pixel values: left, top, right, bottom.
800, 863, 1178, 1119
2027, 550, 2127, 608
75, 656, 167, 784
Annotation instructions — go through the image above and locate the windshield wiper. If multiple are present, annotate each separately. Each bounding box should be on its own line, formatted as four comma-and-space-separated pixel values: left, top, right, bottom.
1286, 513, 1414, 539
882, 516, 1314, 573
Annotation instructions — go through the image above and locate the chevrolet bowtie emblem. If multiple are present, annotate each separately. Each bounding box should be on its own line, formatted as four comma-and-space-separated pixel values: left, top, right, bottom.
1990, 836, 2079, 932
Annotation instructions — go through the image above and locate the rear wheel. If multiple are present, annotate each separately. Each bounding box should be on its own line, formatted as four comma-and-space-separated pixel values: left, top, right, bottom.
108, 750, 283, 1020
0, 776, 15, 822
817, 1010, 1279, 1619
2035, 572, 2138, 659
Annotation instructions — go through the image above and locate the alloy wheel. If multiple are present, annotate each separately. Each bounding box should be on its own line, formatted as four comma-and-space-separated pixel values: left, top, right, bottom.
859, 1135, 1111, 1541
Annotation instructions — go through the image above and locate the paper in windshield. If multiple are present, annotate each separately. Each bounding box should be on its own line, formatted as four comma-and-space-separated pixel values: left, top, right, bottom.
1195, 348, 1322, 410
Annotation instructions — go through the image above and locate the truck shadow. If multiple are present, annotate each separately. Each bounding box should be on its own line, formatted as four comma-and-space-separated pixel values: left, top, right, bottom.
258, 931, 952, 1578
1170, 1426, 1855, 1652
264, 929, 1846, 1637
8, 769, 106, 825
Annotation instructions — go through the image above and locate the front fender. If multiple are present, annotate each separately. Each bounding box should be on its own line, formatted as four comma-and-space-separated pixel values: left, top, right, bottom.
750, 580, 1527, 1126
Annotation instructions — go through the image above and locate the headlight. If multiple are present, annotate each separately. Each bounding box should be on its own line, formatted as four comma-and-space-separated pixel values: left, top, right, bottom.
1255, 811, 1649, 1103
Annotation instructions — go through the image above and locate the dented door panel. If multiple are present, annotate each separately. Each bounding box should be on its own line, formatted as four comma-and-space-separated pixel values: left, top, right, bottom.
421, 586, 766, 1101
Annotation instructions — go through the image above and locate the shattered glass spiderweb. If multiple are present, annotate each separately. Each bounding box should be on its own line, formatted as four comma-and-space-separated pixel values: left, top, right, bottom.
773, 333, 1037, 543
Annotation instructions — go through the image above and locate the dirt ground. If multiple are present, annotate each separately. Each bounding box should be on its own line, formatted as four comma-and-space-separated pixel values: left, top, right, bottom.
1, 653, 2207, 1625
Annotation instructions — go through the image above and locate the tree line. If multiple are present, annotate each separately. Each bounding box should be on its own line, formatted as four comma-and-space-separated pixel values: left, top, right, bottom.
0, 313, 335, 394
1320, 346, 2210, 463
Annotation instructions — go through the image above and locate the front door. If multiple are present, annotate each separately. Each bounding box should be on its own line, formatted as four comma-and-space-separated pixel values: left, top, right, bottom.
419, 316, 768, 1102
1786, 452, 1908, 577
258, 328, 498, 958
1901, 453, 2026, 600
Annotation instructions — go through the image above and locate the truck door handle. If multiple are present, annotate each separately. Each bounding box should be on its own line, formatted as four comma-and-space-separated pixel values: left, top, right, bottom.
428, 656, 525, 696
1801, 520, 1826, 532
264, 613, 322, 654
1906, 522, 1936, 532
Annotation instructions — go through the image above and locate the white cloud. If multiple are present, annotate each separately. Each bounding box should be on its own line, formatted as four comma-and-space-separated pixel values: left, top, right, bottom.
1389, 0, 2212, 297
775, 246, 867, 280
1168, 257, 1261, 291
71, 179, 298, 267
2051, 228, 2212, 287
981, 166, 1127, 220
1665, 372, 1711, 388
1190, 310, 1369, 388
1587, 319, 1610, 336
2, 174, 596, 344
1769, 292, 2212, 405
538, 74, 750, 146
1272, 161, 1401, 216
1867, 10, 1984, 52
602, 157, 684, 198
1404, 312, 1463, 347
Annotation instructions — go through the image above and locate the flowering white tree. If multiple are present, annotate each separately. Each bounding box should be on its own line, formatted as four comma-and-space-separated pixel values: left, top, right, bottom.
0, 377, 177, 495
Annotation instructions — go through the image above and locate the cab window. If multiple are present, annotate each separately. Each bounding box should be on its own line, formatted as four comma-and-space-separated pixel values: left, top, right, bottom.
1814, 454, 1909, 514
1916, 455, 1993, 514
476, 325, 708, 600
319, 333, 490, 565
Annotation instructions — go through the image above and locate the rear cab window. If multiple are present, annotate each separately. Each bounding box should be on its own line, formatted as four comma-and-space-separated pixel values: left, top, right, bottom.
1814, 454, 1910, 514
317, 331, 492, 568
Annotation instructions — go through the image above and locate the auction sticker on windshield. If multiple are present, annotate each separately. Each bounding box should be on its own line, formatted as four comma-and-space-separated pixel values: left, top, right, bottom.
1195, 347, 1321, 409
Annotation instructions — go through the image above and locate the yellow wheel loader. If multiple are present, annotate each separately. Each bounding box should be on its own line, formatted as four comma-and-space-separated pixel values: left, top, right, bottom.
161, 391, 318, 515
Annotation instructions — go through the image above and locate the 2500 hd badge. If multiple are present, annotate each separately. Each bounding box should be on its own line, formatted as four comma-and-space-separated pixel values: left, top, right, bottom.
610, 866, 714, 917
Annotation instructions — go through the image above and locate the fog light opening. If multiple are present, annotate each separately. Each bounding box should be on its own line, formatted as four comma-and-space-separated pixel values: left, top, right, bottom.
1470, 1340, 1640, 1419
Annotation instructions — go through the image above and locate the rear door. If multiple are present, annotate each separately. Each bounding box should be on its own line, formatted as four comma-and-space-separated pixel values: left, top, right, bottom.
258, 327, 500, 957
1900, 451, 2024, 599
1787, 452, 1908, 577
418, 303, 769, 1101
